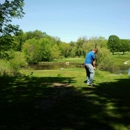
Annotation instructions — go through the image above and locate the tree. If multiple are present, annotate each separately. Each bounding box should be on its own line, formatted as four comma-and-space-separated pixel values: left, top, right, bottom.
0, 0, 25, 59
59, 42, 70, 58
96, 47, 118, 72
82, 41, 93, 57
75, 37, 86, 57
50, 44, 61, 60
128, 40, 130, 51
97, 36, 107, 48
22, 37, 56, 63
119, 39, 130, 54
22, 38, 39, 63
14, 29, 24, 51
69, 42, 77, 57
22, 30, 48, 42
107, 35, 120, 54
0, 0, 25, 36
0, 35, 15, 59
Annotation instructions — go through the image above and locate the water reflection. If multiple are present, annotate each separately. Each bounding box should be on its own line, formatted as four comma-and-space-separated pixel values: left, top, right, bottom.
29, 62, 83, 70
28, 62, 130, 74
128, 69, 130, 75
119, 66, 130, 74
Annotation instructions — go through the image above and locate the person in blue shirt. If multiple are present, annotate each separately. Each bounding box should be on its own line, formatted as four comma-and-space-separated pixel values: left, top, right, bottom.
84, 48, 98, 86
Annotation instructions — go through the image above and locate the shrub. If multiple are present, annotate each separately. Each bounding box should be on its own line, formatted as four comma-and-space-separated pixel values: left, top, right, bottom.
0, 60, 12, 76
10, 52, 28, 73
97, 47, 119, 73
0, 52, 27, 76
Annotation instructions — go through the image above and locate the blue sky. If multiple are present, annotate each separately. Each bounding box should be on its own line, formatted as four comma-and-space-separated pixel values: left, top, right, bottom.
2, 0, 130, 42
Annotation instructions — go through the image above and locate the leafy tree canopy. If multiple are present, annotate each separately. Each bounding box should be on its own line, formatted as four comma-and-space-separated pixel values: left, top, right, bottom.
0, 0, 25, 36
107, 35, 120, 54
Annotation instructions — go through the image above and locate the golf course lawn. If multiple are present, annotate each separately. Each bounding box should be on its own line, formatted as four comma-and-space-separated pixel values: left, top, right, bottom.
1, 67, 130, 130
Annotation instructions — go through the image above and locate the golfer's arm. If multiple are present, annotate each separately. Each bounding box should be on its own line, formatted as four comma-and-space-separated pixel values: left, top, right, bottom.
92, 60, 96, 67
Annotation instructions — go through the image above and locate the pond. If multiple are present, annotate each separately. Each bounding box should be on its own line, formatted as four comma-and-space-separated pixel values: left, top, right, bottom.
119, 66, 130, 75
28, 62, 130, 75
128, 69, 130, 75
29, 62, 84, 70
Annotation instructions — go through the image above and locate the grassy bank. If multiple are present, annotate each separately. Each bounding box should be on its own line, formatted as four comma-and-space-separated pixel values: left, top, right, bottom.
53, 57, 84, 63
111, 52, 130, 66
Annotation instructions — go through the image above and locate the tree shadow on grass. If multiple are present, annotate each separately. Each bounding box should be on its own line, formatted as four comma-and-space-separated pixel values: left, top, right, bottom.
82, 77, 130, 130
0, 75, 130, 130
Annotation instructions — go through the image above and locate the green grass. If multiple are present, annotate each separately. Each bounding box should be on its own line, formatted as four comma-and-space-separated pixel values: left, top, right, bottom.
111, 52, 130, 66
53, 57, 84, 63
1, 67, 130, 130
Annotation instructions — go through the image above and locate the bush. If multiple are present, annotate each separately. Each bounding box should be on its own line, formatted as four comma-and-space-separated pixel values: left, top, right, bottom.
97, 47, 119, 73
0, 52, 27, 76
0, 60, 12, 76
10, 52, 28, 72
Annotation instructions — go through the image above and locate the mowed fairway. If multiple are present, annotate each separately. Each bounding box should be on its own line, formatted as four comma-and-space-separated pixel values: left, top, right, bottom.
0, 67, 130, 130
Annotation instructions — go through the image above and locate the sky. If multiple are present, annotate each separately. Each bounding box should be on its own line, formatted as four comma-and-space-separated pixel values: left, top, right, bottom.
1, 0, 130, 42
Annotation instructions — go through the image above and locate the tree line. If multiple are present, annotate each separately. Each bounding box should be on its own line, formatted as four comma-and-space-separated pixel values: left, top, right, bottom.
1, 28, 130, 63
107, 35, 130, 54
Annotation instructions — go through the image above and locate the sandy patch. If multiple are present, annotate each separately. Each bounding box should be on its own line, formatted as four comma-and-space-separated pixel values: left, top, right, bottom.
124, 61, 130, 64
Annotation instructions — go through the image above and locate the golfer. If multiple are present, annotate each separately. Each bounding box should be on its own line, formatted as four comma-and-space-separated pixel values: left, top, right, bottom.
84, 48, 98, 86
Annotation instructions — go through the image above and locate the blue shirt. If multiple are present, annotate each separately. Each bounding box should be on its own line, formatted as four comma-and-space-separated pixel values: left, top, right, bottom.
84, 51, 95, 64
